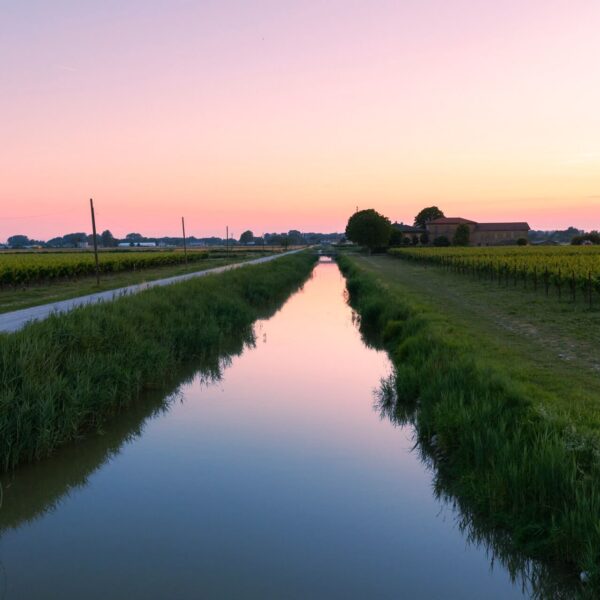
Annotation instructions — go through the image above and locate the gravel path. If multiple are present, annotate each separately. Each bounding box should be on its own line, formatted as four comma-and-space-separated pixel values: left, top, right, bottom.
0, 250, 304, 334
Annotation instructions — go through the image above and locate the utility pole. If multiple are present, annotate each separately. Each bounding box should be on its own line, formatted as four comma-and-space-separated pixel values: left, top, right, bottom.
89, 198, 100, 285
226, 226, 229, 254
181, 216, 188, 264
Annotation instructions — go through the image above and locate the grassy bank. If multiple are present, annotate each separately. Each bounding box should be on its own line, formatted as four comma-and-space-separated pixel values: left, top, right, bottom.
0, 252, 272, 314
337, 253, 600, 593
0, 252, 316, 471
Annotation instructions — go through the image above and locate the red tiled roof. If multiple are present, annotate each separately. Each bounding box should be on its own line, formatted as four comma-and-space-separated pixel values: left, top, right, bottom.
427, 217, 476, 225
476, 222, 530, 232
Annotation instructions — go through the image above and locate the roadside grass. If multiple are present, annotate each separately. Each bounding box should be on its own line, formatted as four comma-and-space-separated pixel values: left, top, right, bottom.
0, 252, 317, 471
0, 253, 266, 314
338, 253, 600, 593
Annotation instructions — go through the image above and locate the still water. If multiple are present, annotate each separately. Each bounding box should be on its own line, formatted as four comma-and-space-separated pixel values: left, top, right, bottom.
1, 260, 533, 599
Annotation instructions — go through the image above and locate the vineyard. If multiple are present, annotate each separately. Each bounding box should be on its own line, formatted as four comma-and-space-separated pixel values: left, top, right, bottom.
388, 246, 600, 306
0, 250, 212, 286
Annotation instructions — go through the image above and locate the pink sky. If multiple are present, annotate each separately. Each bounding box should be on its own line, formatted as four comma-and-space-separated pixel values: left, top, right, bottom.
1, 0, 599, 240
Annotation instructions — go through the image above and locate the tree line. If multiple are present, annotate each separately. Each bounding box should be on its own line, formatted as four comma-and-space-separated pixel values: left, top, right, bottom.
2, 229, 343, 249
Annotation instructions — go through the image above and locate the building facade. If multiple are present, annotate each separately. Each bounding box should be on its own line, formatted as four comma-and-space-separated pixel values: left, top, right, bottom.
426, 217, 530, 246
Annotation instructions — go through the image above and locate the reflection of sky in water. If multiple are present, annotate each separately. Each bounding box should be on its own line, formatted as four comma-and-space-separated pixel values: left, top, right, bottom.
0, 261, 526, 599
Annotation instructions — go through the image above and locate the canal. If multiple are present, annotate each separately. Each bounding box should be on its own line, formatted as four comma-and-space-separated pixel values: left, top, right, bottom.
0, 259, 536, 598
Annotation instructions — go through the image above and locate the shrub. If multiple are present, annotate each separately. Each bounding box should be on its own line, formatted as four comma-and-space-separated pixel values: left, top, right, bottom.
433, 235, 450, 247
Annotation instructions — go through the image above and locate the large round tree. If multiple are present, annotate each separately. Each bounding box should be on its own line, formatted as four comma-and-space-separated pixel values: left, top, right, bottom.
345, 209, 391, 252
413, 206, 444, 229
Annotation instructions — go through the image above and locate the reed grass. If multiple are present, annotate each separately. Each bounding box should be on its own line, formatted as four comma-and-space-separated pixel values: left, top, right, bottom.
0, 252, 316, 471
338, 253, 600, 593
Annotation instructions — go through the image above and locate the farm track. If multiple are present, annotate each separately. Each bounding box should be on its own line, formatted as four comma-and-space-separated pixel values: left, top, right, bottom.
0, 249, 304, 333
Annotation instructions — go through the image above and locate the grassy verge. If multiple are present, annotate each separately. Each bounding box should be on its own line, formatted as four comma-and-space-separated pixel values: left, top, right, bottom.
0, 252, 316, 471
338, 253, 600, 593
0, 253, 268, 314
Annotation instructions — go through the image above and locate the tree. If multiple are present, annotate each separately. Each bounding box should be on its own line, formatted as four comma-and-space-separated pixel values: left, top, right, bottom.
62, 232, 88, 247
414, 206, 444, 229
433, 235, 450, 247
239, 230, 254, 244
7, 235, 30, 248
101, 230, 116, 247
419, 232, 429, 245
452, 223, 470, 246
389, 228, 404, 247
287, 230, 304, 245
345, 209, 391, 252
125, 232, 144, 241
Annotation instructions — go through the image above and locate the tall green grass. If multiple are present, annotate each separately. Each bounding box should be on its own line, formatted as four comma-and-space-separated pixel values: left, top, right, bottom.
0, 252, 316, 471
338, 253, 600, 594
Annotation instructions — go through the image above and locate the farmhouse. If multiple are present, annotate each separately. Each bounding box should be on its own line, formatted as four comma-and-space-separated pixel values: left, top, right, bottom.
426, 217, 530, 246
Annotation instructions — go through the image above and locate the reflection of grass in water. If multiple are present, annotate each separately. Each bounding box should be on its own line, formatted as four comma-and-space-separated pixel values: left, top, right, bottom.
373, 374, 582, 599
340, 252, 597, 596
0, 252, 316, 471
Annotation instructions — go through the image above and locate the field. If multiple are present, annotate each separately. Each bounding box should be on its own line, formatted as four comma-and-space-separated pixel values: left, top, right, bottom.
0, 247, 300, 314
338, 252, 600, 589
0, 246, 296, 287
389, 245, 600, 305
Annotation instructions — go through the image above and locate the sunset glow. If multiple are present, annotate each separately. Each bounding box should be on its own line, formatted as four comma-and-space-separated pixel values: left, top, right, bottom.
2, 1, 599, 240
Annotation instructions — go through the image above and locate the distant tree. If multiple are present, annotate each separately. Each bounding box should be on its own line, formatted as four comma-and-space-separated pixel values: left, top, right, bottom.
433, 235, 450, 247
345, 209, 392, 252
101, 230, 117, 247
287, 230, 304, 245
62, 232, 88, 247
414, 206, 445, 229
125, 232, 144, 242
389, 228, 404, 247
452, 224, 470, 246
419, 232, 429, 245
572, 231, 600, 245
46, 237, 64, 248
240, 230, 254, 245
7, 235, 30, 248
268, 234, 283, 245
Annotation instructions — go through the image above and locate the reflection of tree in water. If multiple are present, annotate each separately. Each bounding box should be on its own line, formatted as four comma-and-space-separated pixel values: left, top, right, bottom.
373, 374, 585, 600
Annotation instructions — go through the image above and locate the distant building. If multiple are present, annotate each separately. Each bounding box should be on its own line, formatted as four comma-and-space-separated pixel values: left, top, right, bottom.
118, 241, 157, 247
426, 217, 530, 246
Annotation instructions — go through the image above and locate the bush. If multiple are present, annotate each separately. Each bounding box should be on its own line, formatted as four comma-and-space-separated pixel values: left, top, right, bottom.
517, 238, 528, 246
452, 224, 470, 246
419, 232, 429, 245
433, 235, 450, 247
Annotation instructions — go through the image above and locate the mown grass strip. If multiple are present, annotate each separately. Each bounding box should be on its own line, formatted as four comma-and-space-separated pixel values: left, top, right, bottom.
338, 253, 600, 592
0, 252, 317, 471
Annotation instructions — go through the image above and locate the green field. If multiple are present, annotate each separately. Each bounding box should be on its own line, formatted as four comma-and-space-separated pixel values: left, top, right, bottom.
338, 252, 600, 588
389, 245, 600, 305
0, 249, 286, 313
